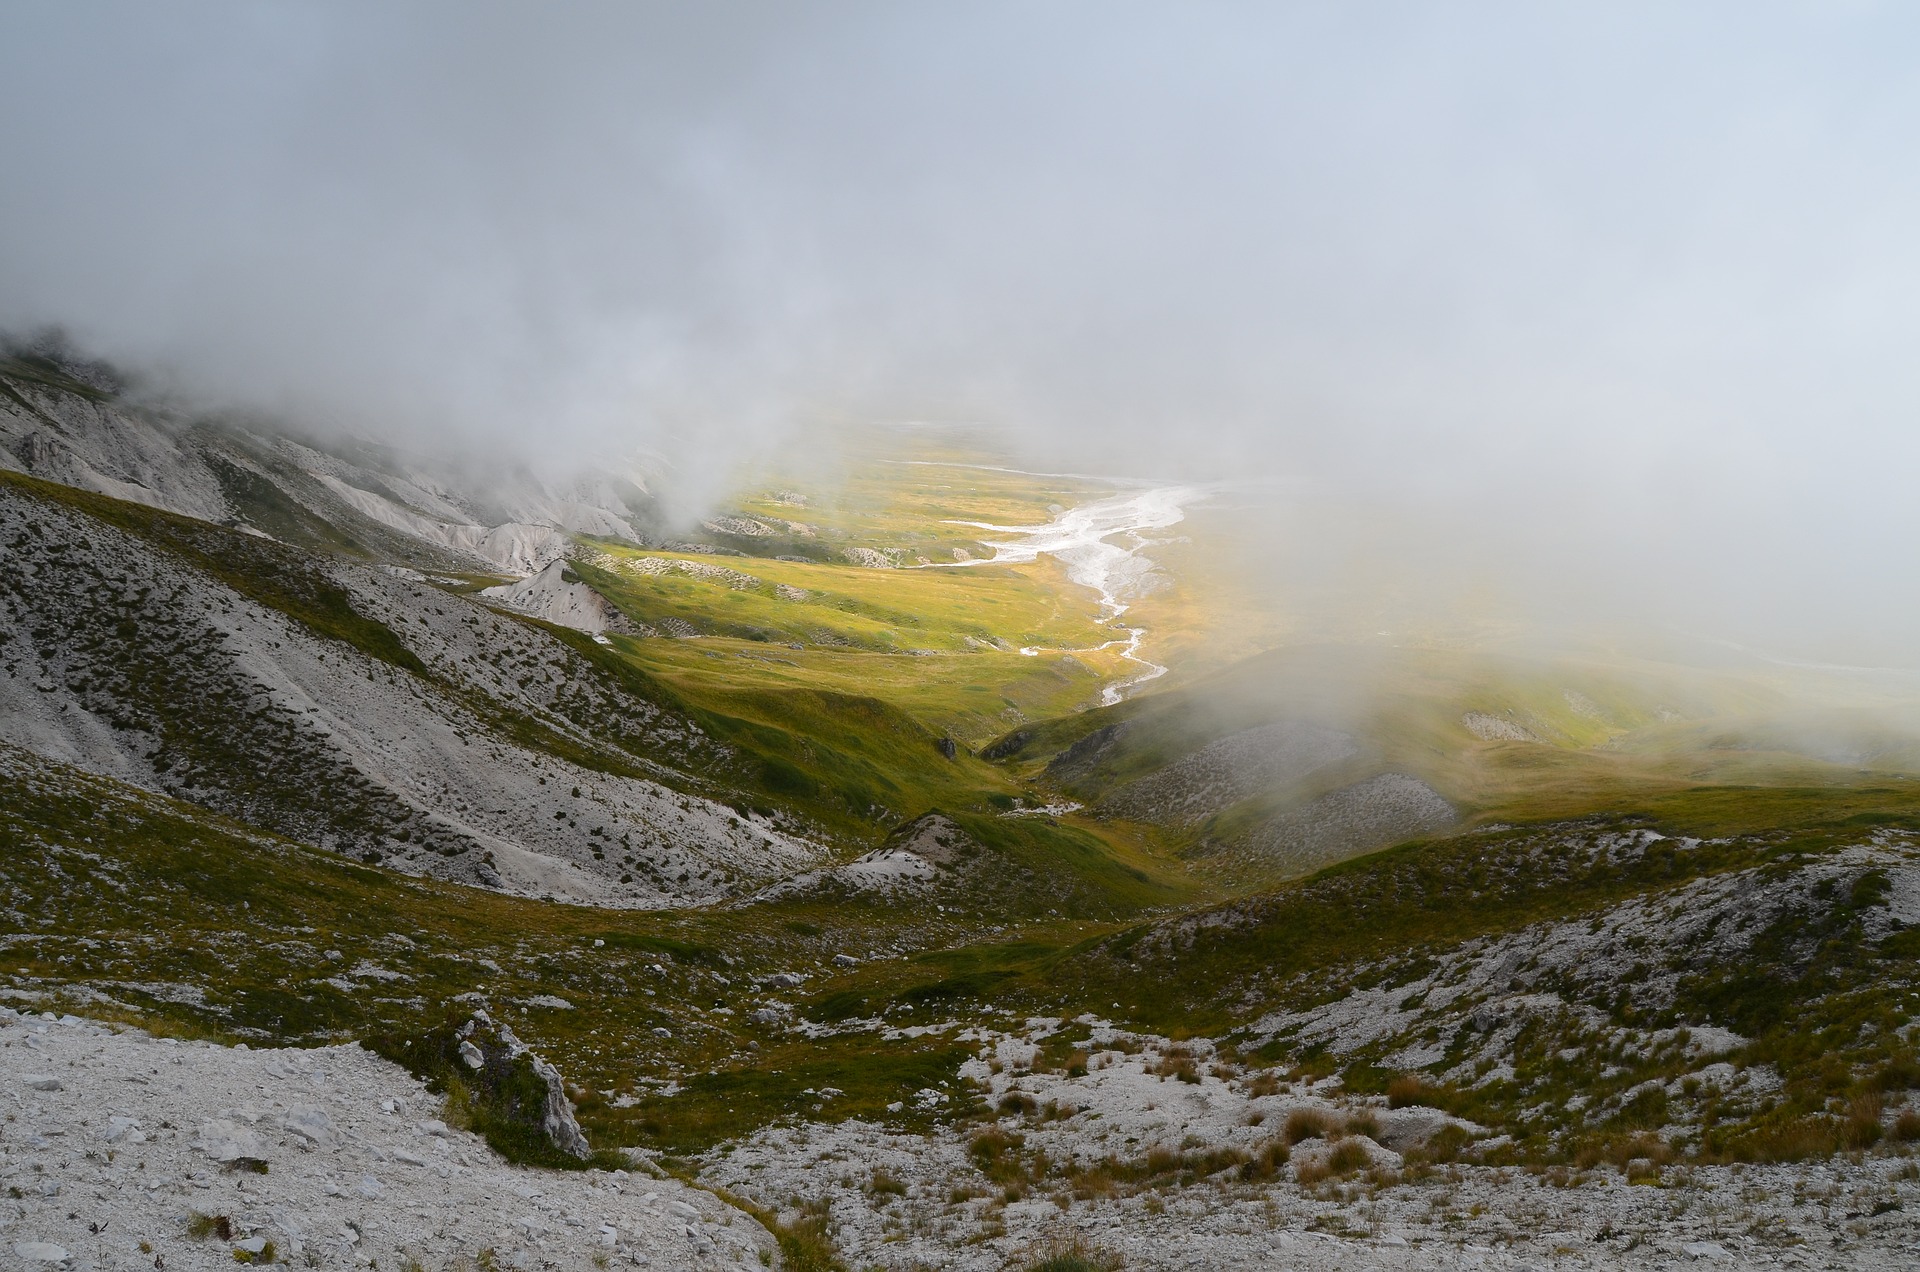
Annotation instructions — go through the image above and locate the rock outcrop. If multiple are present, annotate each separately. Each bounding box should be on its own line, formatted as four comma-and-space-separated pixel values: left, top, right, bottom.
478, 560, 635, 634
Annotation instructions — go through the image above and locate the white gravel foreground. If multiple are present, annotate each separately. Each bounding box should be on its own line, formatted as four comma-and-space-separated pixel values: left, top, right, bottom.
0, 1009, 772, 1271
700, 1028, 1920, 1272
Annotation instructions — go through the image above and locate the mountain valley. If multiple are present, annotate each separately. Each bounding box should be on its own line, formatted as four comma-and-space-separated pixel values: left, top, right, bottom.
7, 347, 1920, 1270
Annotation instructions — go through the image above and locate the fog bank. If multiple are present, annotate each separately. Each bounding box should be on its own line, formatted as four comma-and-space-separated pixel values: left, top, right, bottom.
4, 3, 1918, 660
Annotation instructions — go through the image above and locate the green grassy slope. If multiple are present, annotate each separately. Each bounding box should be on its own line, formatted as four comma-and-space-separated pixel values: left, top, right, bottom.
0, 745, 1156, 1158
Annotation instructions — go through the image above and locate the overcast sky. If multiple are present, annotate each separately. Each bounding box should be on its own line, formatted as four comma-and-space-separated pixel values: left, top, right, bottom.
4, 3, 1918, 659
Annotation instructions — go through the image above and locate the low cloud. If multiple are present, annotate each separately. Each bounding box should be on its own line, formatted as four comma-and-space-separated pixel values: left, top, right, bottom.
4, 3, 1918, 660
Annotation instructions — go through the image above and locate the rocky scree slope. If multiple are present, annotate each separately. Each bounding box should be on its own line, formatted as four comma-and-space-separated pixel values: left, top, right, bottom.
0, 474, 821, 906
0, 1007, 770, 1271
1062, 822, 1920, 1167
688, 830, 1920, 1270
699, 1018, 1920, 1270
0, 348, 654, 576
478, 560, 638, 634
999, 712, 1458, 882
749, 813, 1018, 907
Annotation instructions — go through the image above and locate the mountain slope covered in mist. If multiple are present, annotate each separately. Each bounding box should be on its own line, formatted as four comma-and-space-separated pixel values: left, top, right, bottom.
0, 345, 651, 575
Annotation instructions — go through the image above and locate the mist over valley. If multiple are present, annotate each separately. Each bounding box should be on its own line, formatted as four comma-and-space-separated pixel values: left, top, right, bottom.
6, 6, 1920, 1271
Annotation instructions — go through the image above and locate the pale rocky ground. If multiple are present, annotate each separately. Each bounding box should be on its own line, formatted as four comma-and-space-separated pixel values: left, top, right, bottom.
701, 1021, 1920, 1272
1099, 720, 1362, 827
1462, 712, 1541, 744
0, 483, 825, 909
0, 1008, 771, 1272
478, 562, 635, 634
750, 816, 989, 905
702, 833, 1920, 1270
1230, 771, 1459, 878
1043, 715, 1459, 880
11, 1011, 1920, 1272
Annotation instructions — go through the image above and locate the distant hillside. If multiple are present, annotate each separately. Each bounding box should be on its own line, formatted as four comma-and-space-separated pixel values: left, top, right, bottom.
0, 344, 655, 575
985, 641, 1920, 887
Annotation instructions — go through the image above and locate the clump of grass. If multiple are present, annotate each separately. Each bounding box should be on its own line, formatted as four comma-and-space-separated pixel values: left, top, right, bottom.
1149, 1046, 1200, 1084
1295, 1139, 1371, 1185
1237, 1138, 1290, 1180
1063, 1144, 1250, 1199
1283, 1108, 1334, 1145
1870, 1053, 1920, 1091
1729, 1117, 1838, 1163
1891, 1107, 1920, 1143
1243, 1070, 1282, 1097
1017, 1234, 1123, 1271
773, 1202, 839, 1272
998, 1091, 1039, 1117
705, 1185, 839, 1272
868, 1167, 907, 1196
1572, 1131, 1675, 1173
1406, 1123, 1474, 1165
1386, 1073, 1445, 1109
970, 1126, 1027, 1184
187, 1213, 233, 1241
1843, 1093, 1885, 1150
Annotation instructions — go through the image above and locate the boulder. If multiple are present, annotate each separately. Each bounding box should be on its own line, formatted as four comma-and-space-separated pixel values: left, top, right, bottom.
283, 1104, 334, 1144
451, 1011, 592, 1160
195, 1118, 268, 1163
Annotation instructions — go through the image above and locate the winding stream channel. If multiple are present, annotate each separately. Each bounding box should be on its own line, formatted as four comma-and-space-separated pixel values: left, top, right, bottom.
934, 483, 1203, 706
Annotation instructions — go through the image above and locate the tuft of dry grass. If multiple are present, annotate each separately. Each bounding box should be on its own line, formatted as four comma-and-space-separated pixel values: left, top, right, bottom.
1295, 1139, 1371, 1185
970, 1126, 1027, 1184
1016, 1233, 1125, 1271
1387, 1073, 1445, 1109
1150, 1047, 1201, 1084
1842, 1094, 1885, 1150
1283, 1108, 1334, 1145
1243, 1070, 1282, 1098
1237, 1138, 1290, 1181
1732, 1117, 1839, 1163
999, 1091, 1040, 1117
